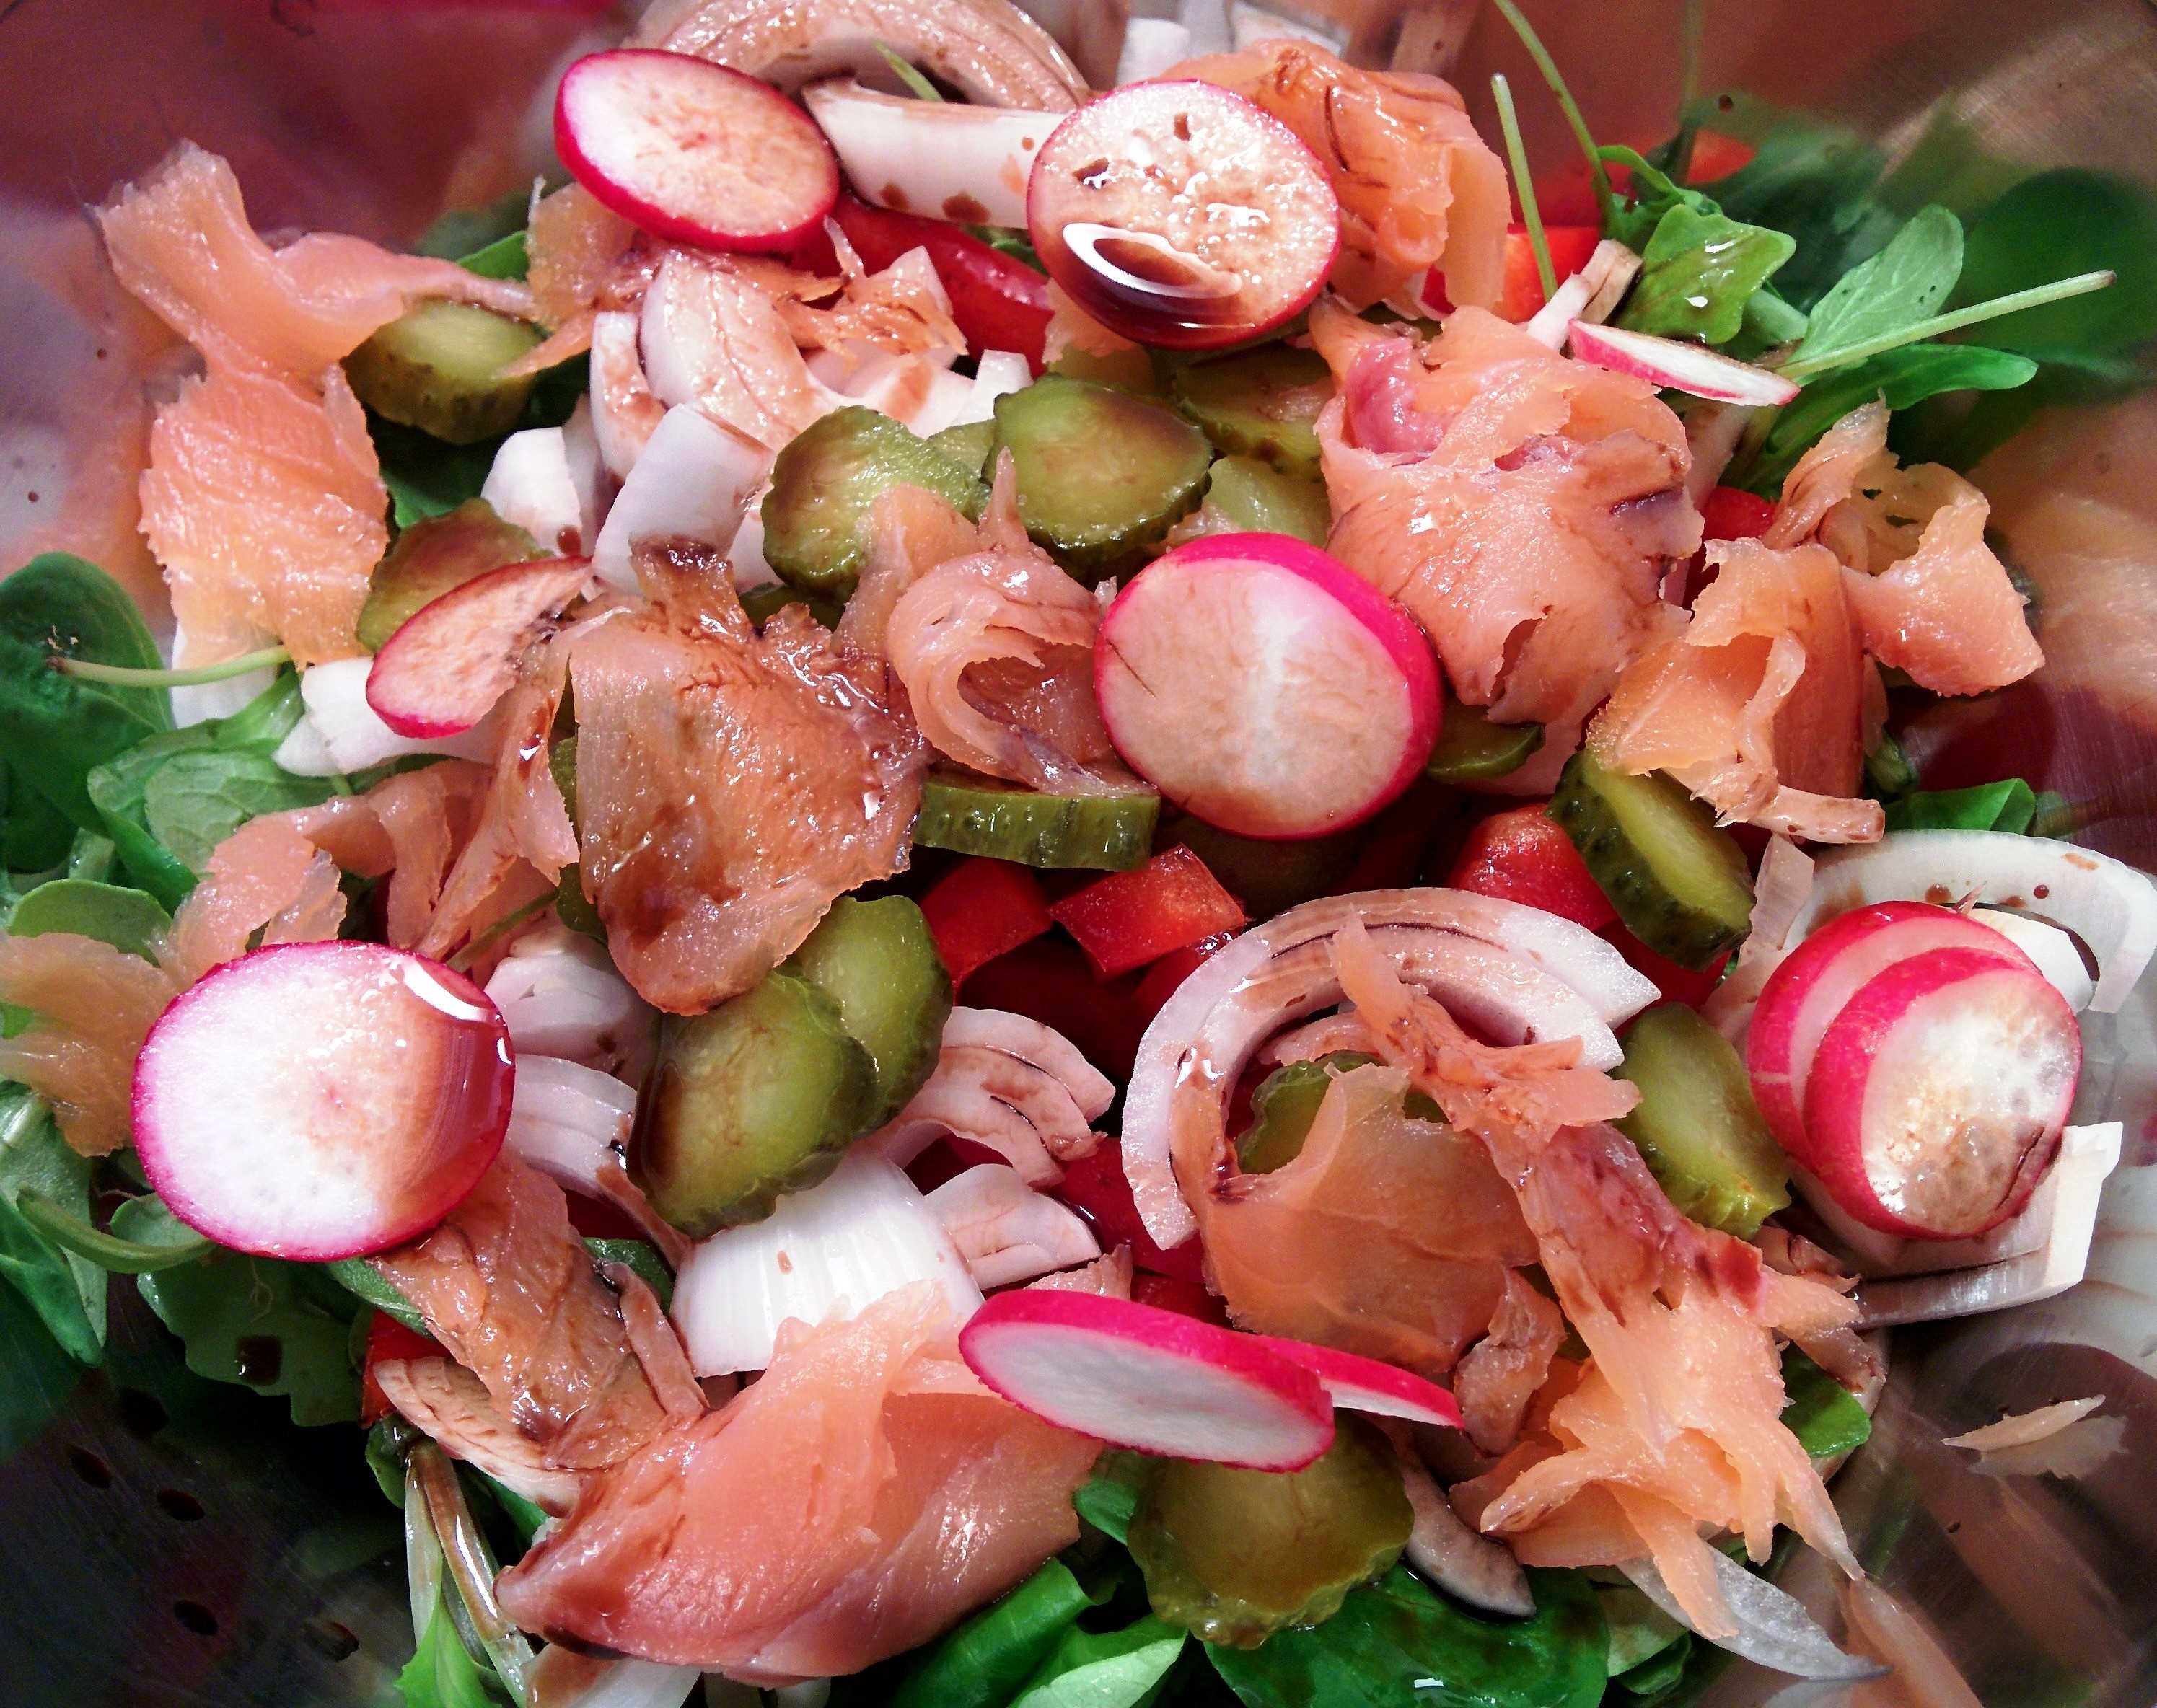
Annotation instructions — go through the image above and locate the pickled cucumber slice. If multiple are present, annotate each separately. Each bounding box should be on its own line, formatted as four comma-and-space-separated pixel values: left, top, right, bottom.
1045, 345, 1164, 395
345, 300, 543, 445
1425, 696, 1545, 785
633, 970, 877, 1237
739, 584, 844, 630
1615, 1005, 1790, 1237
990, 377, 1212, 581
914, 773, 1159, 872
1164, 812, 1358, 920
1128, 1415, 1412, 1647
926, 419, 997, 477
783, 896, 952, 1127
357, 498, 538, 651
1170, 345, 1335, 480
1547, 749, 1753, 969
548, 736, 605, 941
762, 407, 986, 599
1198, 457, 1332, 549
1236, 1055, 1440, 1175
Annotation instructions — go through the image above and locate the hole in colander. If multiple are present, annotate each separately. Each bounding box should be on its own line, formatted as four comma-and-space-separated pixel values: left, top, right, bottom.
67, 1448, 113, 1489
303, 1617, 360, 1663
156, 1488, 204, 1523
116, 1388, 167, 1438
173, 1601, 219, 1637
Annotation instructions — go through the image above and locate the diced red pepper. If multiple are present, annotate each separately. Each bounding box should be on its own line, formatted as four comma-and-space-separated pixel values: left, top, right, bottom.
1338, 781, 1445, 894
960, 936, 1147, 1079
1446, 804, 1619, 932
564, 1192, 646, 1242
1049, 847, 1247, 979
920, 857, 1055, 985
1425, 224, 1600, 321
1130, 931, 1235, 1029
795, 197, 1052, 370
1701, 485, 1778, 542
359, 1313, 442, 1427
1054, 1140, 1208, 1282
1132, 1271, 1231, 1324
1603, 924, 1729, 1009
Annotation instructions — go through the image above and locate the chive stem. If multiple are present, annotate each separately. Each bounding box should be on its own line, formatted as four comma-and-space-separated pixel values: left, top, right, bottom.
1490, 0, 1614, 224
55, 645, 290, 688
877, 43, 944, 102
1782, 270, 2115, 381
1492, 76, 1557, 301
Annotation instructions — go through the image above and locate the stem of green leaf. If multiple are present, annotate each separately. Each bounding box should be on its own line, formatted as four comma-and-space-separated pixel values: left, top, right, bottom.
17, 1191, 211, 1273
1492, 75, 1557, 300
55, 646, 291, 688
877, 43, 944, 102
1490, 0, 1614, 225
1781, 269, 2115, 382
447, 894, 552, 974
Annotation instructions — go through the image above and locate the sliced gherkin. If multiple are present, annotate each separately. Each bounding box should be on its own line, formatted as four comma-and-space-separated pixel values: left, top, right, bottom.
1128, 1416, 1413, 1647
914, 773, 1158, 872
1615, 1004, 1791, 1237
1170, 344, 1335, 480
547, 736, 604, 941
1236, 1055, 1441, 1175
1195, 456, 1332, 548
783, 897, 952, 1127
1425, 695, 1545, 785
345, 300, 542, 444
926, 418, 997, 478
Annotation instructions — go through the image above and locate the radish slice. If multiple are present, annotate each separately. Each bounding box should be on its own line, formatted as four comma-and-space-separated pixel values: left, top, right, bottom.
1566, 320, 1800, 406
1746, 901, 2032, 1150
958, 1290, 1336, 1469
133, 943, 514, 1260
802, 80, 1050, 229
1797, 946, 2081, 1240
366, 558, 592, 739
1028, 81, 1340, 350
1794, 829, 2157, 1013
1095, 533, 1441, 839
1248, 1335, 1464, 1429
555, 49, 840, 253
1522, 240, 1643, 349
589, 405, 766, 593
274, 657, 501, 778
926, 1163, 1102, 1289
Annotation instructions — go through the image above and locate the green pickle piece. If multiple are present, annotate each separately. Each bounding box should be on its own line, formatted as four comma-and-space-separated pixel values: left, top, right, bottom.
345, 300, 543, 445
358, 499, 538, 652
1170, 345, 1335, 480
1426, 695, 1545, 785
783, 896, 952, 1127
763, 407, 985, 599
1197, 457, 1332, 549
1615, 1004, 1791, 1237
1547, 748, 1754, 970
1128, 1416, 1413, 1647
1164, 811, 1359, 920
990, 377, 1212, 580
926, 418, 997, 478
633, 970, 877, 1237
1045, 344, 1164, 395
547, 737, 604, 941
914, 773, 1159, 871
739, 584, 844, 630
1237, 1055, 1440, 1175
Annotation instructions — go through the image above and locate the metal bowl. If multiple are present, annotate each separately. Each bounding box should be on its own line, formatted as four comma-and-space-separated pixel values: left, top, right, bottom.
1, 3, 2153, 1702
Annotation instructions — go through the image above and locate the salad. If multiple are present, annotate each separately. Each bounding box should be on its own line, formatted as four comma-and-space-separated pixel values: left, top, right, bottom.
2, 1, 2153, 1704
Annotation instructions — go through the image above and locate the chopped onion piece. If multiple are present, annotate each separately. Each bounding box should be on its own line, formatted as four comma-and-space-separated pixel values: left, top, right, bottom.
668, 1148, 980, 1375
944, 1006, 1116, 1119
1944, 1395, 2104, 1452
1619, 1551, 1884, 1681
485, 928, 657, 1083
1115, 17, 1192, 84
927, 1163, 1102, 1287
1840, 1582, 1985, 1708
1703, 835, 1814, 1041
1970, 907, 2095, 1011
274, 657, 500, 776
802, 79, 1050, 229
590, 404, 765, 592
504, 1055, 636, 1197
170, 620, 279, 728
946, 351, 1034, 427
528, 1647, 700, 1708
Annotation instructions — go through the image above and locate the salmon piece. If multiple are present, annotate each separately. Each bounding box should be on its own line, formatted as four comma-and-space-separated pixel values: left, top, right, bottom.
1765, 402, 1890, 548
641, 250, 845, 450
96, 141, 532, 379
1838, 490, 2042, 696
1202, 1064, 1536, 1377
1317, 304, 1701, 731
1333, 925, 1859, 1636
372, 1155, 682, 1471
778, 249, 965, 362
837, 483, 998, 659
0, 934, 175, 1156
1591, 539, 1884, 844
496, 1283, 1099, 1681
526, 182, 642, 336
160, 814, 347, 987
291, 764, 488, 951
568, 550, 923, 1013
139, 364, 387, 667
1453, 1270, 1567, 1456
1173, 40, 1508, 312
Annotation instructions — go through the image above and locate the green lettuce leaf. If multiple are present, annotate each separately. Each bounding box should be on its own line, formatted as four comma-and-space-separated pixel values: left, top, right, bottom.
1012, 1614, 1185, 1708
0, 1259, 89, 1457
894, 1559, 1107, 1708
1792, 205, 1964, 372
6, 876, 172, 959
0, 1083, 104, 1363
137, 1249, 361, 1426
1780, 1347, 1872, 1461
1882, 778, 2050, 835
1619, 206, 1795, 345
1076, 1452, 1151, 1544
398, 1593, 502, 1708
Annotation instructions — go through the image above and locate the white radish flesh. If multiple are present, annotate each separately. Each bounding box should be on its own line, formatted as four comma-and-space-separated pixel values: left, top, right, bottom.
555, 49, 839, 253
1566, 320, 1799, 406
1249, 1334, 1464, 1428
589, 405, 766, 593
133, 943, 514, 1259
1095, 533, 1441, 840
803, 80, 1051, 229
958, 1290, 1336, 1469
366, 558, 592, 739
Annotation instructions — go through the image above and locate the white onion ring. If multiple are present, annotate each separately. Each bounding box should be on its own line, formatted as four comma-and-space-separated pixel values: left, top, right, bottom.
1620, 1549, 1884, 1681
802, 79, 1052, 229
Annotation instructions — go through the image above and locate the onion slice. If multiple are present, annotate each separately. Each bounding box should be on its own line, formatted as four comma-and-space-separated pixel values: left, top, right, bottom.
926, 1163, 1102, 1288
1523, 239, 1643, 348
1943, 1395, 2104, 1452
1619, 1551, 1884, 1681
803, 80, 1053, 229
527, 1648, 700, 1708
1392, 1441, 1534, 1617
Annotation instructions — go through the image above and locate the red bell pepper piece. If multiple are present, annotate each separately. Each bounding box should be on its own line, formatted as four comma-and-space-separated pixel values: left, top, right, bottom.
359, 1313, 441, 1427
1054, 1139, 1208, 1282
796, 197, 1052, 370
1131, 931, 1235, 1029
1701, 485, 1778, 542
1132, 1270, 1231, 1325
1424, 224, 1600, 321
919, 856, 1055, 985
960, 936, 1148, 1079
1602, 924, 1728, 1009
1446, 804, 1619, 932
1049, 847, 1247, 979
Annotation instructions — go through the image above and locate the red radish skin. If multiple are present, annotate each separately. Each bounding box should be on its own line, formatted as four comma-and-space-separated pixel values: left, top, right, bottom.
134, 943, 515, 1260
1027, 82, 1340, 350
1565, 320, 1799, 406
366, 557, 592, 739
1248, 1335, 1464, 1430
1095, 533, 1441, 840
958, 1290, 1335, 1469
1747, 902, 2034, 1150
1796, 946, 2081, 1240
555, 50, 839, 254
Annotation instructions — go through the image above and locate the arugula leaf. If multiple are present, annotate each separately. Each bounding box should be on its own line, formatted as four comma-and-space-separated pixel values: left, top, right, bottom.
1793, 205, 1964, 371
19, 1189, 210, 1274
0, 554, 172, 838
456, 230, 530, 282
1863, 731, 1920, 801
1780, 1347, 1872, 1461
399, 1593, 502, 1708
1011, 1614, 1185, 1708
1618, 205, 1795, 344
1743, 343, 2037, 492
1206, 1567, 1607, 1708
6, 876, 172, 960
0, 1084, 104, 1363
1598, 145, 1717, 252
367, 1414, 418, 1505
467, 1470, 550, 1550
1954, 168, 2157, 377
1076, 1451, 1150, 1544
137, 1248, 361, 1426
325, 1254, 430, 1333
0, 1261, 88, 1457
1882, 778, 2044, 835
894, 1559, 1106, 1708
